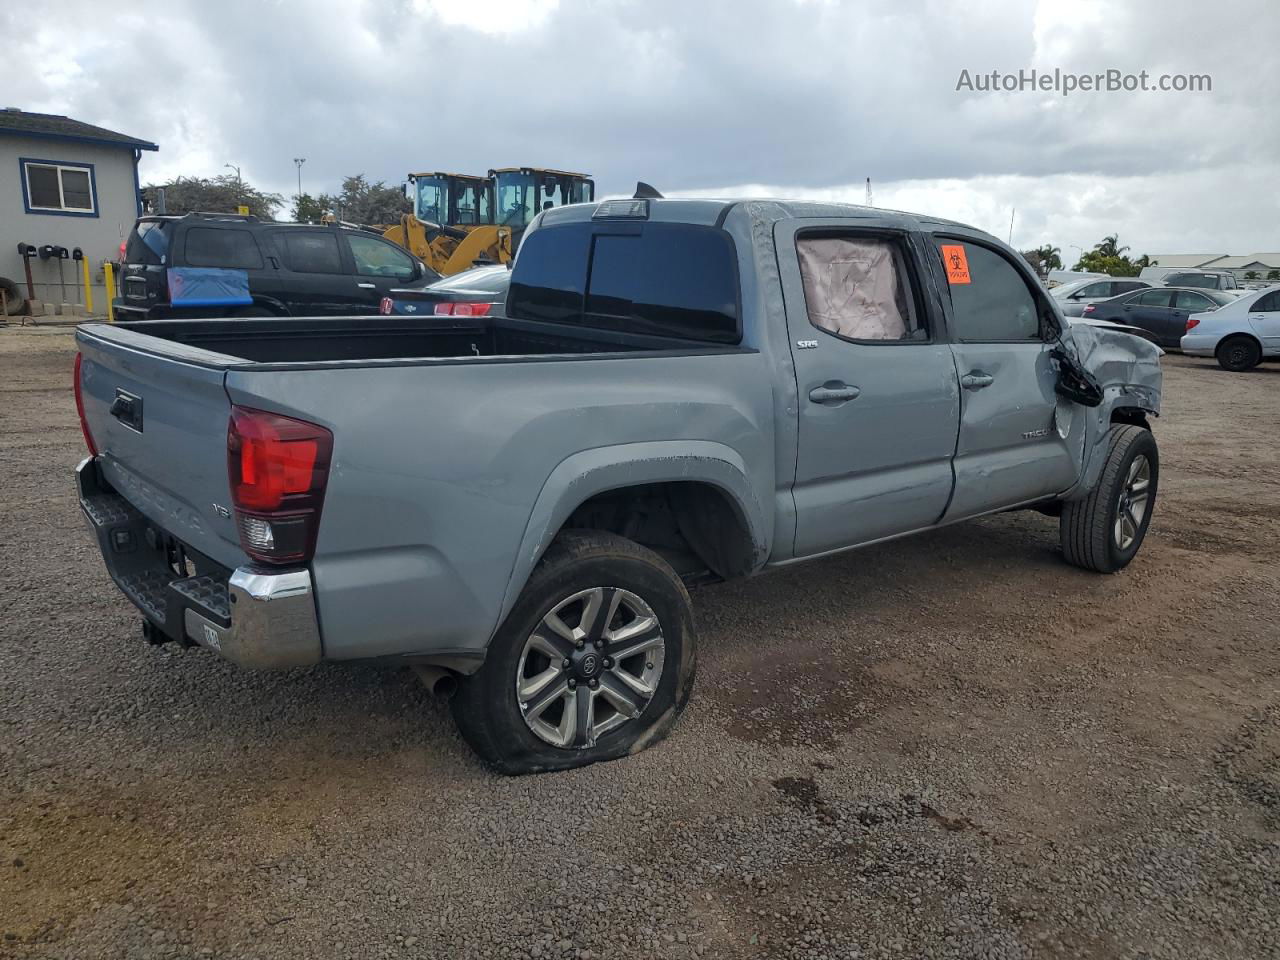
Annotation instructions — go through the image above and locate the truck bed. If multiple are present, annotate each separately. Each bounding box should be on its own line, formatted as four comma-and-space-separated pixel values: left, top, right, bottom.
105, 315, 706, 365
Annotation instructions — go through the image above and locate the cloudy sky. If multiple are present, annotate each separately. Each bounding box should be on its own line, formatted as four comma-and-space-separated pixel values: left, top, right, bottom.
8, 0, 1278, 258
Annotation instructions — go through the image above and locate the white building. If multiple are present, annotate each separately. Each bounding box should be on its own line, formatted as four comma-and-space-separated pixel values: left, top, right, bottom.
1148, 252, 1280, 281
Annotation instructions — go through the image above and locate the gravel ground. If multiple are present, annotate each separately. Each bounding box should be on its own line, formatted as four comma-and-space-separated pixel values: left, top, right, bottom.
1, 327, 1277, 960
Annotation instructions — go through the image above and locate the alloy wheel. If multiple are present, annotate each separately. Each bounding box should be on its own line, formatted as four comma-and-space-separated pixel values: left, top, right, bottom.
1114, 454, 1152, 550
515, 587, 665, 749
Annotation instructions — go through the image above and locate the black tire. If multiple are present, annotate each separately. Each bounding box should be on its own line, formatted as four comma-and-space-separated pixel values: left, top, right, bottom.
1216, 335, 1262, 372
451, 530, 696, 775
1060, 425, 1159, 573
0, 276, 26, 316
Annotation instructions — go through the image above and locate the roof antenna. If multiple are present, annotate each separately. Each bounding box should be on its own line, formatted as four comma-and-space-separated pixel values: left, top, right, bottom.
633, 181, 663, 199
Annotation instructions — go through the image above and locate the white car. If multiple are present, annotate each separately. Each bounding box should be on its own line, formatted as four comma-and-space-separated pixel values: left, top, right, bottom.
1181, 285, 1280, 371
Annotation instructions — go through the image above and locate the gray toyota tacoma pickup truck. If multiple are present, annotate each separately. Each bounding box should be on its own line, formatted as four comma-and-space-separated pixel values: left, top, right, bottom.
74, 197, 1163, 773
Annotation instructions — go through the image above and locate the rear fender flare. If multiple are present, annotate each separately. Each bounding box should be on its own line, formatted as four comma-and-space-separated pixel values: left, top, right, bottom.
495, 441, 770, 630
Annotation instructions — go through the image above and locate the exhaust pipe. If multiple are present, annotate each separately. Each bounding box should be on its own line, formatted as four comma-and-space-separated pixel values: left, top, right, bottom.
412, 665, 459, 699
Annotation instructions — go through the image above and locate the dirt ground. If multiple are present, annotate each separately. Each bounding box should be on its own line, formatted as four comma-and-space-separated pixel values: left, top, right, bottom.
1, 326, 1277, 960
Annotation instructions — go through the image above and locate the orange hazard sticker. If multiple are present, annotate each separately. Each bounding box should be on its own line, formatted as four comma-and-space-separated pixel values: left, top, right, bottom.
940, 244, 971, 284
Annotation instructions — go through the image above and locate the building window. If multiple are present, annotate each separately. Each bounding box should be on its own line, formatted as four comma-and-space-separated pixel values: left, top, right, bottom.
21, 159, 97, 216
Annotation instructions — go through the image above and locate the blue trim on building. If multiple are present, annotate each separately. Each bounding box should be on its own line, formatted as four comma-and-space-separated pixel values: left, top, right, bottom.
132, 148, 143, 216
19, 156, 101, 219
0, 128, 158, 151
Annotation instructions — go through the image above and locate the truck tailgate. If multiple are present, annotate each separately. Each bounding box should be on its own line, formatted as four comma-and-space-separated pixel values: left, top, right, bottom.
76, 326, 245, 570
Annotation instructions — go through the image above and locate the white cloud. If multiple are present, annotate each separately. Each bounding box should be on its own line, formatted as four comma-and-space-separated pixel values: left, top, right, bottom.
6, 0, 1277, 254
671, 162, 1280, 259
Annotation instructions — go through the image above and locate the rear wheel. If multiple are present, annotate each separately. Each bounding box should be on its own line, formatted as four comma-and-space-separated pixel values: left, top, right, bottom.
1060, 425, 1158, 573
1216, 335, 1261, 372
451, 530, 696, 774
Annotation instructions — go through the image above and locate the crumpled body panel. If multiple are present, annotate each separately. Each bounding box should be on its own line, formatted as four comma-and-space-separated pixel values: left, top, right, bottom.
1066, 321, 1163, 415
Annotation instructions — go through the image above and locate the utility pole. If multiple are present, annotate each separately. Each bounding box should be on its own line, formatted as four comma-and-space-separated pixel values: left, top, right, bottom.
865, 177, 873, 207
1008, 207, 1015, 244
224, 163, 243, 209
293, 157, 306, 202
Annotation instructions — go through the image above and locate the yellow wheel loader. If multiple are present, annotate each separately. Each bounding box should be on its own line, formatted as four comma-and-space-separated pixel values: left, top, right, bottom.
381, 169, 595, 276
381, 172, 512, 276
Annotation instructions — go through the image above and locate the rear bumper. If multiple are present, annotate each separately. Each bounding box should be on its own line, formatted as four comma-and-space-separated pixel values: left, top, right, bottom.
1180, 333, 1217, 356
76, 457, 322, 669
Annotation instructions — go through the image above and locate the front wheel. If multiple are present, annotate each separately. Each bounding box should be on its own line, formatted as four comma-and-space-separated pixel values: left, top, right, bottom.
1060, 425, 1159, 573
451, 531, 696, 774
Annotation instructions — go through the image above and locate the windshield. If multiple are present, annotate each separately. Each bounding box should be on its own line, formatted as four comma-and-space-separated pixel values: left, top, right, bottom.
414, 177, 448, 224
1051, 279, 1092, 299
495, 173, 536, 229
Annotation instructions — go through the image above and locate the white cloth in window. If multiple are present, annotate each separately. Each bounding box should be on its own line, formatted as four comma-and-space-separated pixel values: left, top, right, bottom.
798, 238, 907, 340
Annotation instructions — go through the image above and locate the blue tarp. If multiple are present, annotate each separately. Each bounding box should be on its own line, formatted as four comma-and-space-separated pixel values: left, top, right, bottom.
167, 267, 252, 307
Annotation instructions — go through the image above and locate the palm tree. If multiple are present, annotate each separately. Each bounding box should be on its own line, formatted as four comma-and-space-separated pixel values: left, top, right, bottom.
1095, 234, 1130, 258
1036, 245, 1063, 271
1266, 269, 1280, 281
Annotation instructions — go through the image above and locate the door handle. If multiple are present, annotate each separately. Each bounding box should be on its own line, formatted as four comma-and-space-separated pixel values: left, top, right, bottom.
110, 389, 143, 430
356, 282, 376, 289
808, 382, 861, 404
960, 371, 994, 390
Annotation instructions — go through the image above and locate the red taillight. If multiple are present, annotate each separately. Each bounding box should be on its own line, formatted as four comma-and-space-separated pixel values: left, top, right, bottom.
73, 352, 98, 456
1082, 304, 1096, 315
433, 301, 493, 317
227, 406, 333, 565
379, 297, 393, 315
1186, 316, 1200, 332
118, 240, 126, 262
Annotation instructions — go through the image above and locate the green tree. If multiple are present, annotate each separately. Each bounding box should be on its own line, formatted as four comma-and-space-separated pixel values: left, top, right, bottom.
1071, 234, 1150, 277
1244, 270, 1260, 280
1036, 245, 1063, 271
1021, 249, 1047, 276
291, 192, 326, 222
1095, 234, 1129, 258
1266, 269, 1280, 281
315, 175, 410, 225
142, 174, 283, 219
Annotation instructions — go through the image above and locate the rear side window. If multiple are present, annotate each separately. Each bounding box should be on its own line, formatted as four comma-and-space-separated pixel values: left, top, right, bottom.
125, 220, 172, 265
1134, 290, 1173, 307
936, 240, 1041, 341
1253, 291, 1280, 312
184, 228, 263, 269
278, 232, 344, 274
1114, 280, 1146, 294
508, 222, 740, 343
1174, 291, 1214, 311
796, 235, 925, 341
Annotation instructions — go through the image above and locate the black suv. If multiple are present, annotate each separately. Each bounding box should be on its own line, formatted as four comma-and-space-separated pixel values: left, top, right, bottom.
114, 213, 440, 320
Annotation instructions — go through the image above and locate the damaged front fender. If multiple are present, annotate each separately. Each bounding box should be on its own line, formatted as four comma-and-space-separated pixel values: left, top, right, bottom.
1057, 321, 1163, 500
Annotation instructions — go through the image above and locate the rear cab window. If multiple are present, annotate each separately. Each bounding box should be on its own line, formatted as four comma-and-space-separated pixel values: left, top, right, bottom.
507, 221, 740, 343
